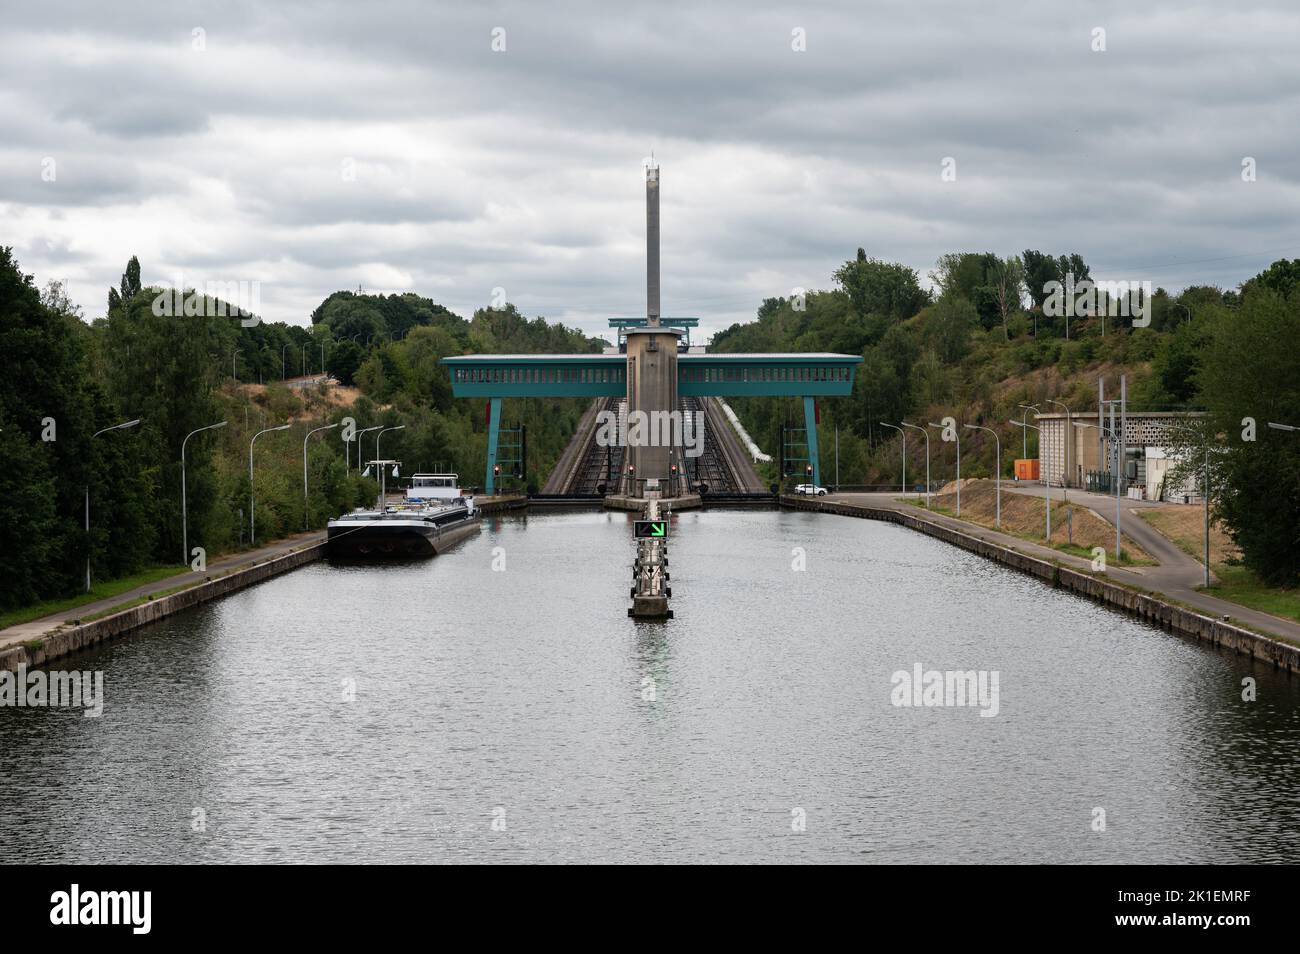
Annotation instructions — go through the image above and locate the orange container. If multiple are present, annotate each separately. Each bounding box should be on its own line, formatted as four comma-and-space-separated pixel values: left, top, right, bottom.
1014, 459, 1040, 481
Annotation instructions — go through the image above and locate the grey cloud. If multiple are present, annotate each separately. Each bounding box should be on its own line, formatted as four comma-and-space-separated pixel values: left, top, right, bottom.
1, 0, 1297, 332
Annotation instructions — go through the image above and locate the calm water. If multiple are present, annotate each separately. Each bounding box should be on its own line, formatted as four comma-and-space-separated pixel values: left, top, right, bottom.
2, 508, 1298, 864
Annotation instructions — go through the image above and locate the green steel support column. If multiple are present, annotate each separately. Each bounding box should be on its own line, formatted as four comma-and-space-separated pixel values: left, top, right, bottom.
803, 396, 821, 487
485, 397, 502, 495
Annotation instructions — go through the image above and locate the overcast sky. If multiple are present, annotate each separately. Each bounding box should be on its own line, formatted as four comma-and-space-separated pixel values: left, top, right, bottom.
3, 0, 1299, 340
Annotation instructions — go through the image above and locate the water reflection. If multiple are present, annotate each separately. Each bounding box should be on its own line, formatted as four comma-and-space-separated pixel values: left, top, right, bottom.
1, 508, 1297, 863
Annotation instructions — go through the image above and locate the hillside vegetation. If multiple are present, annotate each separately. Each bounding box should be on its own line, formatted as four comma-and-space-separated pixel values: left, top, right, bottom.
714, 248, 1299, 588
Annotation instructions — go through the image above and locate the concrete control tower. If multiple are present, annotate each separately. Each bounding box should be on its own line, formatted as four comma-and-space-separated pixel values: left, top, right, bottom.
623, 159, 683, 489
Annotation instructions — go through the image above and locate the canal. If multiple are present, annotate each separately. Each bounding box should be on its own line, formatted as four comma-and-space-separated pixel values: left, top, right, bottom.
2, 508, 1298, 863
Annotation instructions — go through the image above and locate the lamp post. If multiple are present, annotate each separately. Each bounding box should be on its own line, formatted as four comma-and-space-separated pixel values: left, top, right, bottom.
376, 425, 406, 507
357, 425, 382, 475
928, 421, 960, 517
302, 343, 309, 377
901, 422, 930, 508
1013, 419, 1050, 542
964, 423, 1001, 528
879, 422, 906, 496
182, 420, 227, 566
303, 422, 340, 529
249, 424, 291, 545
86, 418, 141, 591
281, 343, 290, 380
1017, 403, 1040, 461
1203, 440, 1210, 588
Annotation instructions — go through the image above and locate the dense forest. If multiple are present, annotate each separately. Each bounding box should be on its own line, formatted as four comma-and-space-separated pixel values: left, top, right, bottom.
714, 249, 1300, 587
0, 250, 601, 611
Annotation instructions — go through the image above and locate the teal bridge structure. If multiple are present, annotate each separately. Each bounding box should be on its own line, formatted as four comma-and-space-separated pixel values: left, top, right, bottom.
607, 317, 699, 348
442, 346, 863, 494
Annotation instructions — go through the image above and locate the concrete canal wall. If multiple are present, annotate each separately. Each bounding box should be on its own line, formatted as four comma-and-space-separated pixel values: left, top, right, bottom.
782, 495, 1300, 674
476, 495, 528, 514
0, 543, 328, 673
3, 498, 527, 672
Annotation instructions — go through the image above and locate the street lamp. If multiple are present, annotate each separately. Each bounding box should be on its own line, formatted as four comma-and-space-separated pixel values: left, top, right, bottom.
1013, 419, 1051, 542
901, 422, 930, 508
249, 424, 291, 545
303, 422, 340, 529
281, 343, 290, 380
87, 418, 141, 591
964, 423, 1001, 528
356, 425, 382, 473
1017, 404, 1040, 461
376, 425, 406, 507
879, 422, 906, 496
1202, 438, 1211, 589
302, 343, 309, 377
928, 421, 960, 517
182, 420, 227, 566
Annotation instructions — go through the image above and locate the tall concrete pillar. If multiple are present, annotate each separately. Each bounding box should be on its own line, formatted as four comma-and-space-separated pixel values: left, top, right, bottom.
646, 161, 660, 326
625, 160, 679, 488
625, 327, 680, 483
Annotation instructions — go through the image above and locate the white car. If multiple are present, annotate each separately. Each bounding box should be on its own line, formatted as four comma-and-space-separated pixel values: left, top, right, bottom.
794, 483, 828, 496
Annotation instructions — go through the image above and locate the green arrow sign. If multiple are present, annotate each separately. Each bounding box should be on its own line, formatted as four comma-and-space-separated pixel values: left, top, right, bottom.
634, 520, 668, 539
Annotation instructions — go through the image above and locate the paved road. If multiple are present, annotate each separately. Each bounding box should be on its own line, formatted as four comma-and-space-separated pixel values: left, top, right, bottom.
0, 531, 326, 650
1000, 483, 1209, 581
825, 491, 1300, 645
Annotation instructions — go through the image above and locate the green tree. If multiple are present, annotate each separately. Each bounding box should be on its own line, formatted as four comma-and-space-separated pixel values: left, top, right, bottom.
327, 338, 365, 385
0, 415, 58, 609
989, 256, 1026, 340
102, 258, 224, 566
923, 293, 978, 364
0, 247, 99, 600
1243, 258, 1300, 300
833, 251, 928, 336
1183, 290, 1300, 586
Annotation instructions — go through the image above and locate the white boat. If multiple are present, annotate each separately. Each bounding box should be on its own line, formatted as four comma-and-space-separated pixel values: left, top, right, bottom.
405, 473, 463, 503
328, 476, 479, 559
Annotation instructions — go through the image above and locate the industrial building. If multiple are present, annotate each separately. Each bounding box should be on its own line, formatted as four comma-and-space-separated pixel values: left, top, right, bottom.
1035, 409, 1206, 501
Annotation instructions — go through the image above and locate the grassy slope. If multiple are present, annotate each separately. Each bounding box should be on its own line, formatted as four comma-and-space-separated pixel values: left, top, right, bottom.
909, 479, 1154, 566
1138, 509, 1300, 623
0, 565, 186, 630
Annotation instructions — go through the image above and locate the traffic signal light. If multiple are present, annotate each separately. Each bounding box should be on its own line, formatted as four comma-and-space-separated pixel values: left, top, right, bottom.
805, 464, 813, 477
627, 464, 636, 475
493, 464, 501, 476
670, 463, 678, 476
